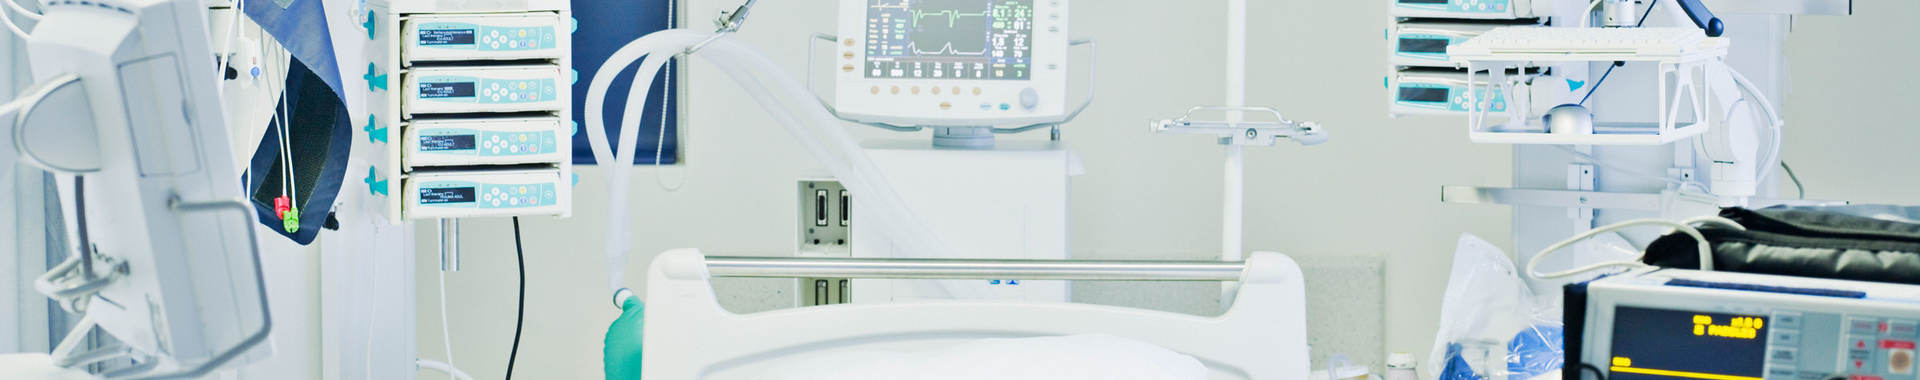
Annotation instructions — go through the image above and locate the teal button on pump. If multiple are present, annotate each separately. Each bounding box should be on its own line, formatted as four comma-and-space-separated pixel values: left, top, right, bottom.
363, 115, 386, 144
365, 167, 388, 196
362, 11, 376, 40
364, 63, 387, 92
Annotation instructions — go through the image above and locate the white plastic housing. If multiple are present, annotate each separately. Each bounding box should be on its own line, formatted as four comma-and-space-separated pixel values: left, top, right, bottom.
1389, 0, 1536, 19
402, 13, 568, 63
832, 0, 1071, 127
401, 65, 567, 116
403, 117, 568, 168
403, 169, 570, 219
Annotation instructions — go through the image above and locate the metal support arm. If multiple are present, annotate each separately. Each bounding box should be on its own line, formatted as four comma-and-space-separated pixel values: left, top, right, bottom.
1152, 106, 1329, 147
704, 256, 1248, 282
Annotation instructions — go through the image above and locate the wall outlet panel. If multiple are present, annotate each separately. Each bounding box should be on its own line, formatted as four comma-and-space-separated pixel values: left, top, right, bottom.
797, 179, 851, 306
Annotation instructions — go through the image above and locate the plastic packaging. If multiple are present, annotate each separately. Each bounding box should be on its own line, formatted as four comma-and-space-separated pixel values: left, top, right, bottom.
1429, 234, 1564, 380
583, 30, 978, 298
1312, 353, 1376, 380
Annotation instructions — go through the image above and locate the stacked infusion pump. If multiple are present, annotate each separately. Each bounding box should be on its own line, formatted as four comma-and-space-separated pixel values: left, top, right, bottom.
361, 0, 574, 222
1387, 0, 1573, 118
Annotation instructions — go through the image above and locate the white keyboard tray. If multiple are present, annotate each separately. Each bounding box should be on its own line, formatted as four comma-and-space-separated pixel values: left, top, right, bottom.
1444, 28, 1729, 146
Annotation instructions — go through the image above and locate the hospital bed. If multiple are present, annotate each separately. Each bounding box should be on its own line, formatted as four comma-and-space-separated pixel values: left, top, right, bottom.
640, 249, 1311, 379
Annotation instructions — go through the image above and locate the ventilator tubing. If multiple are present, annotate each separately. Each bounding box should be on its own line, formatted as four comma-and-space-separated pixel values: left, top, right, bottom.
585, 29, 974, 298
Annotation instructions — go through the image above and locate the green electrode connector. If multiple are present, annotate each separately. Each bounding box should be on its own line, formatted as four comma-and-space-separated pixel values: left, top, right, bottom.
283, 207, 300, 233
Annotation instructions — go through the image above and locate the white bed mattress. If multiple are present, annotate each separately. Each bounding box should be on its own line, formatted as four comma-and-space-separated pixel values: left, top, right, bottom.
641, 249, 1311, 379
754, 334, 1208, 380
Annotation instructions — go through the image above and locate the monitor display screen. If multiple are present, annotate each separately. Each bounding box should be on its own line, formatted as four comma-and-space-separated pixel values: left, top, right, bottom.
864, 0, 1033, 80
1609, 306, 1769, 380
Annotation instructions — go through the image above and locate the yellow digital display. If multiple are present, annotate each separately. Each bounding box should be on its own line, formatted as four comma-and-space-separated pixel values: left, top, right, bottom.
1692, 315, 1764, 340
1610, 307, 1769, 380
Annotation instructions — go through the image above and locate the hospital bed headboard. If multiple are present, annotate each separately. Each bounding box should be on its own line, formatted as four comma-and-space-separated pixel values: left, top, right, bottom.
638, 249, 1311, 379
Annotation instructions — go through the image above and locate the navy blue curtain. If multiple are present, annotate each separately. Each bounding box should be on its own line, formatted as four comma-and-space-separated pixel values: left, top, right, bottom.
571, 0, 680, 165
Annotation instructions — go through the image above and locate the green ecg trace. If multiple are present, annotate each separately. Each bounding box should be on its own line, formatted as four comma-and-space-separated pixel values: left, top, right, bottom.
908, 9, 991, 28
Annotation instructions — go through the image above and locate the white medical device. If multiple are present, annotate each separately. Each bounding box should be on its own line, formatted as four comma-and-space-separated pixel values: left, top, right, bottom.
1568, 268, 1920, 380
1448, 27, 1729, 59
403, 117, 568, 167
403, 169, 568, 219
2, 0, 271, 377
403, 13, 568, 62
832, 0, 1073, 130
1390, 69, 1518, 116
402, 65, 568, 116
365, 0, 574, 222
1390, 0, 1538, 19
1390, 21, 1529, 68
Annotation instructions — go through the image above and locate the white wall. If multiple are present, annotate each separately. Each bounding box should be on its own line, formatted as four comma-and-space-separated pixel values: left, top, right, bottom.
414, 1, 1920, 379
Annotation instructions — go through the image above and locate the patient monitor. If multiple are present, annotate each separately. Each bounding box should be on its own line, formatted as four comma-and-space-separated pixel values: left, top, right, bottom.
815, 0, 1080, 304
1568, 268, 1920, 380
833, 0, 1071, 132
4, 0, 271, 377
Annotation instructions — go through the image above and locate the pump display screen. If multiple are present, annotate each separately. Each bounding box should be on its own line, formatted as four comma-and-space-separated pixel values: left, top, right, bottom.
1398, 87, 1450, 103
418, 187, 477, 204
863, 0, 1033, 80
1398, 38, 1450, 54
419, 135, 477, 151
419, 82, 476, 99
1609, 307, 1769, 380
419, 29, 477, 46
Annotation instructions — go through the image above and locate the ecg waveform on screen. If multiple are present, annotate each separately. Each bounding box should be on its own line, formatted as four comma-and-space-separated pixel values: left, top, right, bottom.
864, 0, 1034, 80
907, 8, 991, 56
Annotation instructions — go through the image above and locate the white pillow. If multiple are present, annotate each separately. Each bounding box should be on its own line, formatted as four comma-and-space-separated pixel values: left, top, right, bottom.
757, 334, 1208, 380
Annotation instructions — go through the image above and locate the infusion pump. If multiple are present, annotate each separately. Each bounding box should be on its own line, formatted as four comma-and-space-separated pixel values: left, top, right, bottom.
833, 0, 1070, 128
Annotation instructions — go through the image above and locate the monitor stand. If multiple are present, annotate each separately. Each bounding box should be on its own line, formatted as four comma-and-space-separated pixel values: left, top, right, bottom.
931, 127, 995, 149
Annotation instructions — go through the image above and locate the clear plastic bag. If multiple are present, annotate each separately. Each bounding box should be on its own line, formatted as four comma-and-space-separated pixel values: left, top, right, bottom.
1429, 234, 1565, 380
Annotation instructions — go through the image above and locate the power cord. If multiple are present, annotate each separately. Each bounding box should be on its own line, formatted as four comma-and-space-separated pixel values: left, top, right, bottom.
506, 217, 527, 380
1579, 363, 1609, 380
1526, 216, 1744, 279
1781, 161, 1805, 199
437, 266, 455, 380
1573, 1, 1659, 105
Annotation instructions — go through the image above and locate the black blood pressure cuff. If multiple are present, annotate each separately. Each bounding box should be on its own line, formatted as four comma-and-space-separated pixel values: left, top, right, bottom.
1643, 206, 1920, 285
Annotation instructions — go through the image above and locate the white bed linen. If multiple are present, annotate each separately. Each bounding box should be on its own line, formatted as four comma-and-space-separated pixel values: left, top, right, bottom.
754, 334, 1208, 380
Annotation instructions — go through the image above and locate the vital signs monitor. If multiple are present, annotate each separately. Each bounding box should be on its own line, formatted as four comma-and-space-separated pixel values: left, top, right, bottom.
833, 0, 1070, 127
1569, 268, 1920, 380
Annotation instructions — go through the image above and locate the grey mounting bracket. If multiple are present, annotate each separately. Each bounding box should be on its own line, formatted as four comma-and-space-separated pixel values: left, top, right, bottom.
687, 0, 761, 55
1152, 106, 1328, 147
